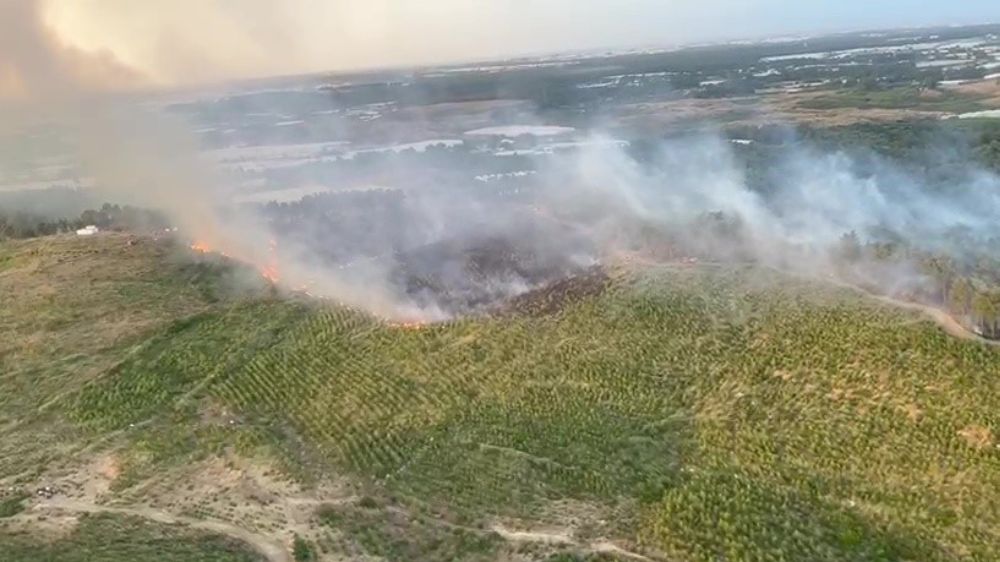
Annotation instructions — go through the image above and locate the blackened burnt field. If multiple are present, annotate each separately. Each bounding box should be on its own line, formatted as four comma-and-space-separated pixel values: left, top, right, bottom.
2, 232, 1000, 562
264, 188, 602, 318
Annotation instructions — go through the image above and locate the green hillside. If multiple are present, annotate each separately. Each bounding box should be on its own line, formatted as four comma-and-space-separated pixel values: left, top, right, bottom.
2, 233, 999, 561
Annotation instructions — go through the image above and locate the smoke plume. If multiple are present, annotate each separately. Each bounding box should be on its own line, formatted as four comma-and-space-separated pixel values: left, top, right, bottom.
5, 0, 1000, 323
0, 0, 142, 103
0, 1, 256, 269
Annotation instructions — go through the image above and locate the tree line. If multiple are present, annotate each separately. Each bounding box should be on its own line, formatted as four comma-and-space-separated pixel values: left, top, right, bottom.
0, 203, 169, 241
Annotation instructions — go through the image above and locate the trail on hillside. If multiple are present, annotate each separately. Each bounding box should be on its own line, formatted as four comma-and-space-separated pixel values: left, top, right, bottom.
491, 524, 654, 561
762, 265, 1000, 347
869, 294, 1000, 345
491, 525, 575, 544
26, 500, 290, 562
833, 280, 1000, 346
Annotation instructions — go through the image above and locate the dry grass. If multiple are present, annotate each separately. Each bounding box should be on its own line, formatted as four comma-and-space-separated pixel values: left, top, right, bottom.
612, 85, 1000, 130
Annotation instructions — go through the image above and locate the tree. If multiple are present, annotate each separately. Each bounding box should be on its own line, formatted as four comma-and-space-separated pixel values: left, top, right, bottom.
988, 291, 1000, 340
838, 231, 862, 263
950, 277, 973, 317
972, 291, 998, 339
922, 255, 955, 304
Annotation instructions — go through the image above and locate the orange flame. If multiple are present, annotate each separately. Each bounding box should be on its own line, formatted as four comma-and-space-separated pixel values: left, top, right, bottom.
260, 264, 280, 284
189, 238, 280, 285
260, 238, 280, 284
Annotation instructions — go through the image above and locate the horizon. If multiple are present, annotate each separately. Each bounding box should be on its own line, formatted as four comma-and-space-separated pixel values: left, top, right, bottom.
36, 1, 1000, 88
143, 21, 1000, 97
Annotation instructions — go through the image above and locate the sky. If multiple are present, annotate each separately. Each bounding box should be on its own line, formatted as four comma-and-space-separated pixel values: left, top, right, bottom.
36, 0, 1000, 86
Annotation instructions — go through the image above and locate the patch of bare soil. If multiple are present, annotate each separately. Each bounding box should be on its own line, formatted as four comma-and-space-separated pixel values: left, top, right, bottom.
614, 96, 767, 130
613, 91, 955, 129
491, 522, 655, 561
24, 500, 292, 562
764, 91, 953, 125
957, 425, 995, 451
0, 511, 80, 542
17, 449, 356, 562
954, 79, 1000, 106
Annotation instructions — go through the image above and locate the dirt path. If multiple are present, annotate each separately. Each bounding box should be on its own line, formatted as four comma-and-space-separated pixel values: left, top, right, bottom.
591, 540, 657, 561
869, 294, 1000, 344
27, 500, 290, 562
828, 279, 1000, 346
767, 265, 1000, 347
491, 524, 654, 561
491, 524, 575, 545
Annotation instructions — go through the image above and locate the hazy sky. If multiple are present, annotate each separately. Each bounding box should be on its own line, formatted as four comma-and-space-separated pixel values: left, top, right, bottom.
42, 0, 1000, 85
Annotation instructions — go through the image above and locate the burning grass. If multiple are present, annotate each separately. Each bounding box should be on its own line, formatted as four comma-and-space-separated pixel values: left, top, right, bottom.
186, 221, 601, 321
190, 241, 212, 254
188, 239, 280, 287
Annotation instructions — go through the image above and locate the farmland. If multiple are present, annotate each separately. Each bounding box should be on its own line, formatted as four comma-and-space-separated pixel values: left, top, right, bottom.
2, 233, 999, 561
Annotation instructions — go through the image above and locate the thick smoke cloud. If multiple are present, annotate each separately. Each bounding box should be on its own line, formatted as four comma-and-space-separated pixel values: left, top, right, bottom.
548, 133, 1000, 258
0, 0, 270, 283
240, 127, 1000, 321
0, 0, 141, 102
0, 1, 438, 318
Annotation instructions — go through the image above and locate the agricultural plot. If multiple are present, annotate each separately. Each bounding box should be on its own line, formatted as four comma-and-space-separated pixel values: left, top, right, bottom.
2, 236, 1000, 561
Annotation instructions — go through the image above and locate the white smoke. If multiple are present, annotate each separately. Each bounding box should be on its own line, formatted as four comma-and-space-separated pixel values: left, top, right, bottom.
6, 0, 1000, 322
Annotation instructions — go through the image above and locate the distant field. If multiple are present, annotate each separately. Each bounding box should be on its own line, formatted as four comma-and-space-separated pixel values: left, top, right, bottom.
797, 86, 987, 114
2, 233, 999, 561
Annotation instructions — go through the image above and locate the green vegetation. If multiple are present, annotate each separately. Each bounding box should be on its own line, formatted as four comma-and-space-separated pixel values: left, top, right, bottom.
3, 235, 1000, 560
314, 501, 504, 561
0, 513, 264, 562
0, 233, 270, 483
0, 493, 28, 518
0, 202, 168, 241
798, 86, 985, 113
292, 535, 315, 561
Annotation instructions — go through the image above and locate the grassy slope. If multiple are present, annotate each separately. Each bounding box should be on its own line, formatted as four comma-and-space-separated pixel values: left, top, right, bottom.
1, 512, 265, 562
3, 234, 1000, 561
0, 233, 271, 481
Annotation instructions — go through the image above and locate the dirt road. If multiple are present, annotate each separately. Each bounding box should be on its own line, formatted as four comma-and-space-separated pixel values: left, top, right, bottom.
491, 524, 654, 561
776, 266, 1000, 347
870, 294, 1000, 345
27, 500, 291, 562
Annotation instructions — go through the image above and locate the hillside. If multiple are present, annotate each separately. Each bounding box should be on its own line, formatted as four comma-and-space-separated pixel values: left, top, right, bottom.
2, 233, 999, 561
